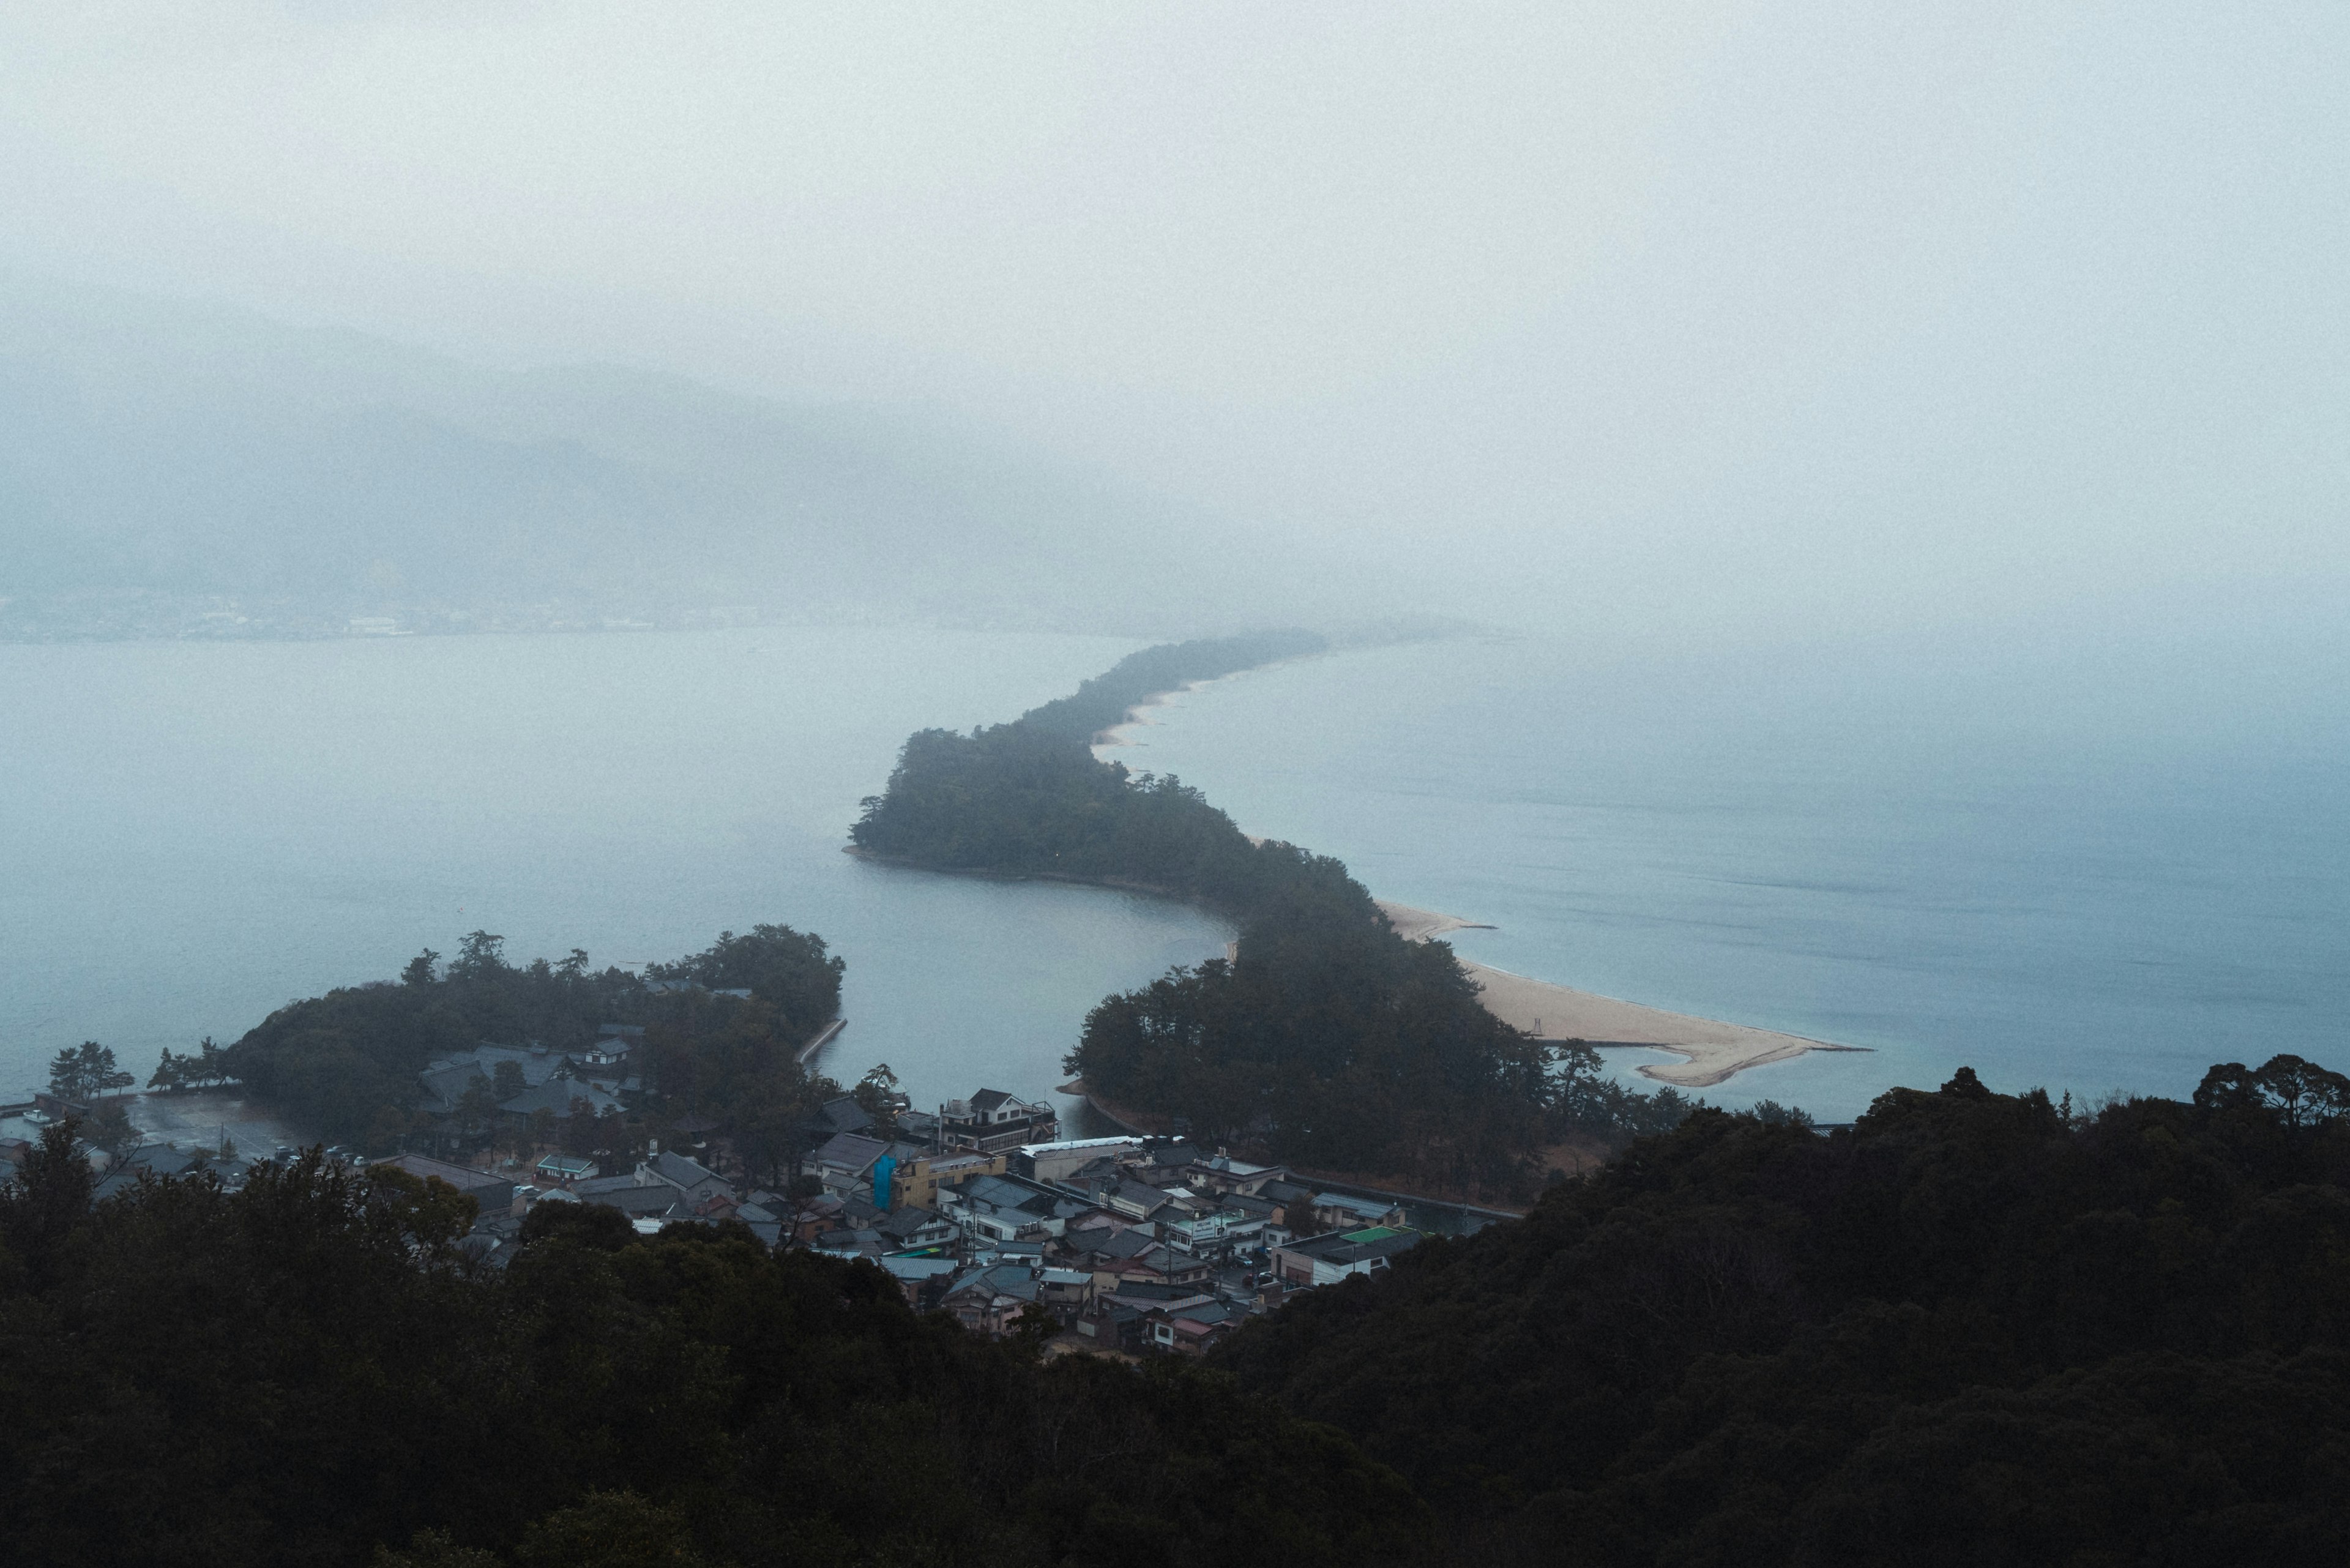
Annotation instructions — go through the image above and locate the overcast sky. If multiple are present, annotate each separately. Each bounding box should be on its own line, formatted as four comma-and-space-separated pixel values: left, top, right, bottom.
3, 2, 2343, 643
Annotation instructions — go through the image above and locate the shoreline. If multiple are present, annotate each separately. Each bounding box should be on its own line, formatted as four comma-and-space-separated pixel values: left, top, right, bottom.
1087, 652, 1327, 755
794, 1017, 847, 1066
1376, 900, 1863, 1088
1056, 1076, 1164, 1137
846, 845, 1223, 913
1089, 677, 1212, 752
849, 849, 1859, 1091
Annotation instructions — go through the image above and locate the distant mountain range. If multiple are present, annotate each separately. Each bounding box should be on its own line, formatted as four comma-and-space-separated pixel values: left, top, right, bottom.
0, 277, 1300, 640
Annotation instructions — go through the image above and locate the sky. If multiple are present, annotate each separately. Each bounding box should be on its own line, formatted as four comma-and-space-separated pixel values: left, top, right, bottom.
2, 2, 2344, 644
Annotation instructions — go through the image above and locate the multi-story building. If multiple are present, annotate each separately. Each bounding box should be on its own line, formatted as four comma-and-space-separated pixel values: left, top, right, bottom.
937, 1088, 1059, 1155
889, 1149, 1005, 1212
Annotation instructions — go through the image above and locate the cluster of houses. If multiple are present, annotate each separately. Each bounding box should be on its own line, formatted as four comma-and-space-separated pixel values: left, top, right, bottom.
6, 1059, 1451, 1357
412, 1082, 1434, 1354
776, 1088, 1432, 1354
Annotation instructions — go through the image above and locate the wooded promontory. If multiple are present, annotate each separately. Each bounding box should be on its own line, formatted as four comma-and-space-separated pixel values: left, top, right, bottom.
852, 634, 1693, 1198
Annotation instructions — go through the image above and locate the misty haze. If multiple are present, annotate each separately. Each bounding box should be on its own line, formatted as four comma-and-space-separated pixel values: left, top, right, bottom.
2, 6, 2346, 1565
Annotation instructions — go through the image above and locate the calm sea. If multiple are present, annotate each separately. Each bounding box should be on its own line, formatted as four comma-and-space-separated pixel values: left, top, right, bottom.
0, 627, 1228, 1126
1111, 624, 2350, 1121
9, 621, 2343, 1132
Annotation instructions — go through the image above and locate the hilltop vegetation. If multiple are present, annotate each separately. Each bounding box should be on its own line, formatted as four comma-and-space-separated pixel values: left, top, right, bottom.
0, 1134, 1429, 1567
222, 925, 842, 1171
1070, 867, 1549, 1191
850, 632, 1328, 902
1216, 1055, 2350, 1565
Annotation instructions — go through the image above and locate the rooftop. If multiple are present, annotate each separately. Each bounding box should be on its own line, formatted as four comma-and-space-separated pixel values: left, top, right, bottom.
809, 1132, 892, 1172
1018, 1135, 1143, 1157
646, 1150, 726, 1190
372, 1154, 511, 1193
1283, 1226, 1423, 1266
496, 1080, 622, 1119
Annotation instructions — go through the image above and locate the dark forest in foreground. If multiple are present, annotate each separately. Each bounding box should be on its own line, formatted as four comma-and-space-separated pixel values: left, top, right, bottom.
6, 1056, 2344, 1564
0, 1137, 1427, 1568
1215, 1055, 2350, 1566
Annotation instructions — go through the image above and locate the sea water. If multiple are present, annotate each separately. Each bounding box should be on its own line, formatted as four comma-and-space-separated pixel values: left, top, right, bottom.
10, 620, 2343, 1135
1109, 624, 2350, 1122
0, 627, 1231, 1125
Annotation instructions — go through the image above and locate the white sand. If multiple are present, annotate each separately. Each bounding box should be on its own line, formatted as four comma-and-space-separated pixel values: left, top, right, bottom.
1090, 680, 1212, 756
1377, 900, 1859, 1089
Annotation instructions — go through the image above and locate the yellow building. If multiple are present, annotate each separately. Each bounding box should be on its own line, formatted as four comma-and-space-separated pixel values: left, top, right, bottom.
891, 1149, 1005, 1212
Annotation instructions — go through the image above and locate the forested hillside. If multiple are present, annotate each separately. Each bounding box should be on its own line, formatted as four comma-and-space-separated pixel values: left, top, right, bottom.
0, 1136, 1428, 1567
1216, 1056, 2350, 1565
0, 278, 1288, 640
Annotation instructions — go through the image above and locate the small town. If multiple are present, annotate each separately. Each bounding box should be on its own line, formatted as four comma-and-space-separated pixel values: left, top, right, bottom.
3, 1025, 1463, 1362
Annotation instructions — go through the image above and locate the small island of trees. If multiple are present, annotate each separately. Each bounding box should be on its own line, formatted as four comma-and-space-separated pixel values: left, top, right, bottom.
209, 922, 846, 1176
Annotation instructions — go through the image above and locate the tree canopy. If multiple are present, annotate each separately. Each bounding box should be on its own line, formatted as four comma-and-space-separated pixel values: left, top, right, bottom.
47, 1039, 132, 1102
221, 925, 845, 1157
1214, 1055, 2350, 1565
0, 1124, 1429, 1567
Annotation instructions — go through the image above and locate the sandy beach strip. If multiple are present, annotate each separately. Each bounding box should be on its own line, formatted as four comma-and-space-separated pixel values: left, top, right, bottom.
1377, 900, 1862, 1089
1089, 679, 1212, 755
1378, 902, 1496, 944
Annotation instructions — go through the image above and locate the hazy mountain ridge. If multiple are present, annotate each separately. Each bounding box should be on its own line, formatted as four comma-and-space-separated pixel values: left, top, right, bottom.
0, 278, 1274, 639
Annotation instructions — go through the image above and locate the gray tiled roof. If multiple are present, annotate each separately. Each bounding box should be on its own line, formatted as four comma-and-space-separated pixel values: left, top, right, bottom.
648, 1150, 725, 1190
498, 1080, 622, 1118
811, 1096, 873, 1136
876, 1205, 946, 1240
1090, 1228, 1159, 1261
810, 1132, 890, 1173
570, 1173, 643, 1198
946, 1263, 1041, 1302
962, 1174, 1070, 1215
